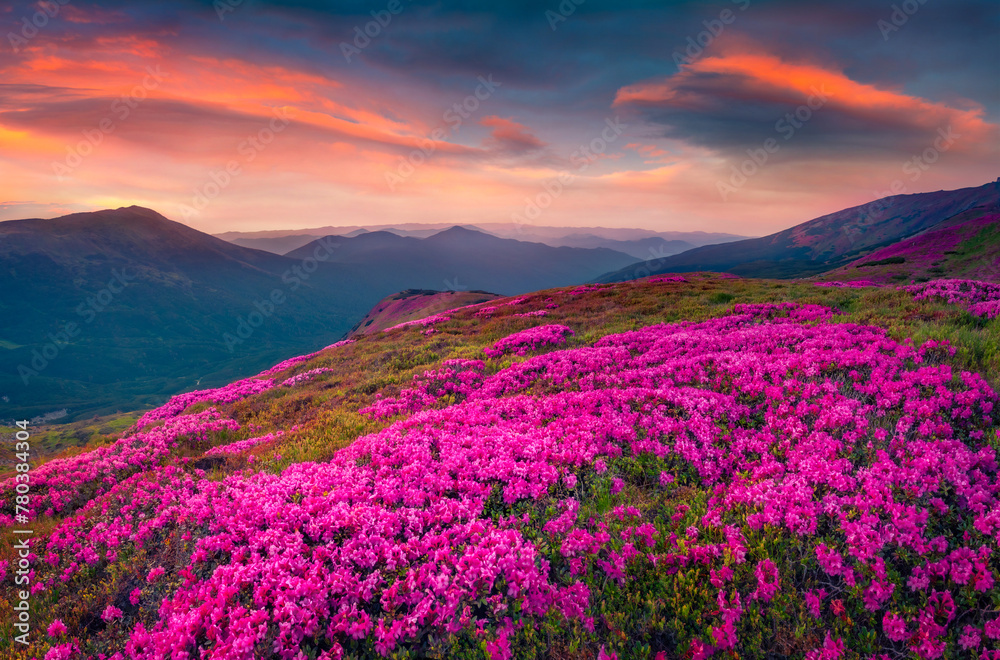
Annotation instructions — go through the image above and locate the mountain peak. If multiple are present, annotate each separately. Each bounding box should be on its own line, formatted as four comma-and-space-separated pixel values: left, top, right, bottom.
425, 226, 493, 243
434, 225, 483, 236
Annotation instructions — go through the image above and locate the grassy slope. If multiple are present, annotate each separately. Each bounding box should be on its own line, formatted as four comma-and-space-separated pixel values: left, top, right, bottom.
816, 212, 1000, 285
347, 290, 503, 337
2, 274, 999, 658
595, 181, 1000, 283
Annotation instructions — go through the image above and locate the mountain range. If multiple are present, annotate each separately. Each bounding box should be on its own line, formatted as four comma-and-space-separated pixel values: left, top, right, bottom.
0, 211, 636, 421
217, 224, 746, 260
284, 226, 635, 293
5, 179, 1000, 422
596, 179, 1000, 282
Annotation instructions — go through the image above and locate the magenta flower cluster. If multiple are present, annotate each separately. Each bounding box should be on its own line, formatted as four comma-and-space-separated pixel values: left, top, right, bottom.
257, 341, 353, 379
135, 377, 274, 429
14, 301, 1000, 659
0, 407, 240, 525
815, 280, 883, 289
203, 431, 285, 457
383, 314, 451, 333
484, 324, 575, 358
281, 368, 336, 387
904, 279, 1000, 319
361, 359, 485, 419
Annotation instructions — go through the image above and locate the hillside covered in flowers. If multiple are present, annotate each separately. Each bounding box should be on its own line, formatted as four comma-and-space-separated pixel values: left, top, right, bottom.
2, 275, 1000, 660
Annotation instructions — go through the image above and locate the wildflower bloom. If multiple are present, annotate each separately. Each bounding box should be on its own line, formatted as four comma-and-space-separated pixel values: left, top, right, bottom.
5, 298, 999, 657
102, 605, 123, 622
47, 619, 68, 638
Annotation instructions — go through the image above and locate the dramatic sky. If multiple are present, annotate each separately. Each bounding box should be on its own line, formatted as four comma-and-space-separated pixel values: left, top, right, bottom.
1, 0, 997, 235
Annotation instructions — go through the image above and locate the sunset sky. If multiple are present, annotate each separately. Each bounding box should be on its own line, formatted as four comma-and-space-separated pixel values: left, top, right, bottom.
1, 0, 997, 235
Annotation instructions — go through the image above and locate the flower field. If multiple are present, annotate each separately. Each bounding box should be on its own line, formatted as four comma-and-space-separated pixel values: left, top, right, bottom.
2, 275, 999, 659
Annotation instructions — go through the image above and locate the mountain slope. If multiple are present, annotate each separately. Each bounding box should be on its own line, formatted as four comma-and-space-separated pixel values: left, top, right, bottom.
0, 207, 371, 421
4, 275, 998, 659
348, 289, 500, 337
229, 234, 323, 254
287, 226, 638, 294
0, 211, 635, 421
818, 209, 1000, 284
346, 289, 502, 336
595, 179, 1000, 281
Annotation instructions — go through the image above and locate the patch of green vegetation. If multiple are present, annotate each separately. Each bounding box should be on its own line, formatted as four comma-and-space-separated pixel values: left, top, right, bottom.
708, 292, 736, 304
952, 221, 1000, 257
856, 255, 905, 267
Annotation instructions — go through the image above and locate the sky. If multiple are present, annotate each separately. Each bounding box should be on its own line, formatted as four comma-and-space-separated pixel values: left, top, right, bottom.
0, 0, 997, 236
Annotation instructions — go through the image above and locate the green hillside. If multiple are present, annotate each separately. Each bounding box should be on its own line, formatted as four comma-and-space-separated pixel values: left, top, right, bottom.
3, 274, 999, 659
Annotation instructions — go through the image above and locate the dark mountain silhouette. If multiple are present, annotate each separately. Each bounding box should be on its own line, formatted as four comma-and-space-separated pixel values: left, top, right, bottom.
595, 179, 1000, 282
215, 225, 748, 255
286, 226, 637, 294
552, 234, 697, 260
229, 234, 322, 254
0, 210, 634, 421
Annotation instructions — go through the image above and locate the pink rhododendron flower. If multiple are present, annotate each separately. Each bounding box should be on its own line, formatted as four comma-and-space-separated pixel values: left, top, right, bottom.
47, 619, 68, 638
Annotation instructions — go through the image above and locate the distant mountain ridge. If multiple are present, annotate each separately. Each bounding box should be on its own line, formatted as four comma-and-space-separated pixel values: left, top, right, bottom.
0, 206, 372, 422
284, 226, 638, 294
217, 224, 747, 259
595, 179, 1000, 282
0, 210, 638, 421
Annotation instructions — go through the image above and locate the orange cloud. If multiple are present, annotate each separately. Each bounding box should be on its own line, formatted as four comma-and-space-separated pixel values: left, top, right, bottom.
614, 51, 996, 148
480, 116, 546, 153
626, 142, 673, 164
